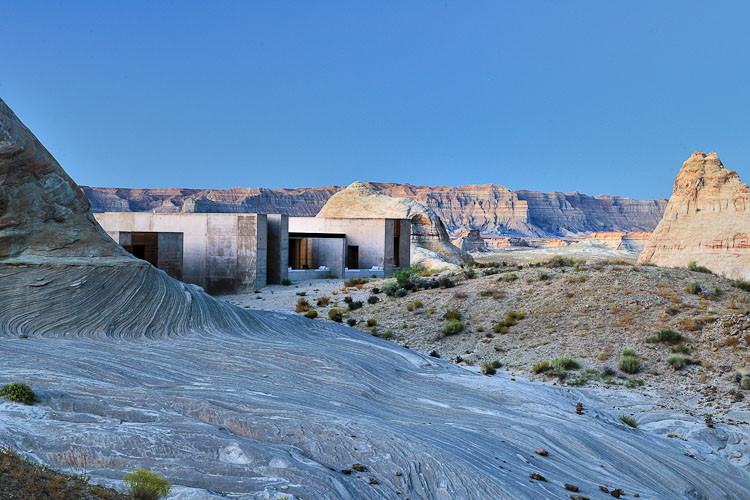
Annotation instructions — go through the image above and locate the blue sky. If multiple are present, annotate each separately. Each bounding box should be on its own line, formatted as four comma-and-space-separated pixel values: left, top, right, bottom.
2, 1, 749, 199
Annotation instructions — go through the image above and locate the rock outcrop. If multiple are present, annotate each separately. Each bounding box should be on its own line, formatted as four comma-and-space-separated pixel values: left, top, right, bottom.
317, 181, 473, 269
452, 229, 486, 252
587, 231, 652, 253
2, 99, 750, 498
81, 183, 667, 238
638, 152, 750, 280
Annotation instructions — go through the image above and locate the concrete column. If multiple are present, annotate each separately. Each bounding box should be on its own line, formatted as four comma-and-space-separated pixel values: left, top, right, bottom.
266, 214, 288, 284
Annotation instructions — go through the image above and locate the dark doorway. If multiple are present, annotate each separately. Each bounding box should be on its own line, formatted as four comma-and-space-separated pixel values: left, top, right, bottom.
123, 232, 159, 267
346, 245, 359, 269
393, 221, 401, 267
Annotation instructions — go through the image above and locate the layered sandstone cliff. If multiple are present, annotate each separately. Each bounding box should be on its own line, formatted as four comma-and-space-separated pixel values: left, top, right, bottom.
638, 152, 750, 280
317, 181, 472, 269
81, 183, 667, 238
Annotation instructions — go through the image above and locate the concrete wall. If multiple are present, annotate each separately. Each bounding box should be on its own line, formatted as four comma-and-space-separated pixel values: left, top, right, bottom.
157, 232, 183, 280
95, 212, 267, 294
267, 214, 289, 284
311, 237, 346, 278
398, 219, 412, 270
288, 217, 410, 278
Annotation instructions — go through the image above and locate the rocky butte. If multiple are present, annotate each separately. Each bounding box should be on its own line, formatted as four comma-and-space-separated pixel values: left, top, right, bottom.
638, 151, 750, 280
2, 98, 750, 498
317, 181, 472, 269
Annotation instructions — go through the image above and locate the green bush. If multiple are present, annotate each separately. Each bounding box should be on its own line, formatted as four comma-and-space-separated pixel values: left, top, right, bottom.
123, 469, 171, 500
732, 280, 750, 292
551, 357, 579, 371
622, 348, 637, 357
462, 268, 476, 279
645, 328, 683, 345
685, 281, 702, 295
295, 291, 306, 296
443, 310, 463, 321
687, 261, 712, 274
480, 362, 496, 375
366, 318, 377, 327
619, 356, 641, 374
442, 319, 464, 335
619, 415, 638, 428
382, 280, 400, 296
501, 272, 518, 282
667, 354, 686, 370
281, 278, 292, 286
395, 268, 418, 287
741, 375, 750, 390
384, 329, 393, 339
367, 295, 379, 305
346, 318, 357, 327
328, 308, 345, 322
0, 382, 38, 405
303, 310, 318, 319
532, 361, 550, 374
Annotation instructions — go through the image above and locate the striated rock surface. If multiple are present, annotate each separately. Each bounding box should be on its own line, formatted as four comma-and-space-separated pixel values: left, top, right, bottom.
317, 181, 473, 269
638, 152, 750, 280
82, 184, 667, 238
452, 229, 486, 252
2, 99, 750, 499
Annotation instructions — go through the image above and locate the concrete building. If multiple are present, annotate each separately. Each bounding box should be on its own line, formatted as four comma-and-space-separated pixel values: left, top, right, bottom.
288, 217, 410, 281
94, 212, 279, 294
95, 212, 410, 291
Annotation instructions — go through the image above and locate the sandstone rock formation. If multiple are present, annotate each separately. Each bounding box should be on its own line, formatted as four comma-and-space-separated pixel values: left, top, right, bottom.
638, 152, 750, 280
452, 229, 486, 252
587, 231, 651, 253
81, 183, 667, 238
317, 181, 473, 269
2, 98, 750, 498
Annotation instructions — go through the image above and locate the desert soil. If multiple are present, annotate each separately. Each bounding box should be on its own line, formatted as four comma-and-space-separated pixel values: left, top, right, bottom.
221, 253, 750, 425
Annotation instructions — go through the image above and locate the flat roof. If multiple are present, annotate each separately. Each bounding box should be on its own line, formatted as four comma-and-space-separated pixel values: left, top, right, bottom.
289, 232, 346, 239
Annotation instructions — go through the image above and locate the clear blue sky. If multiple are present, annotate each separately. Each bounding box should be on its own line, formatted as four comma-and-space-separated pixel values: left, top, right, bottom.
2, 1, 749, 199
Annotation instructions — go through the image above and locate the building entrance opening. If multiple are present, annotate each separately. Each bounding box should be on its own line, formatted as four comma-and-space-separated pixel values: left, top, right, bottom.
123, 232, 159, 267
346, 245, 359, 269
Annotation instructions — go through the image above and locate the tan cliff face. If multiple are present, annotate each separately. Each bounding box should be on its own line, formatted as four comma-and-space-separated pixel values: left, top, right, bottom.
638, 152, 750, 280
81, 183, 667, 238
318, 181, 473, 269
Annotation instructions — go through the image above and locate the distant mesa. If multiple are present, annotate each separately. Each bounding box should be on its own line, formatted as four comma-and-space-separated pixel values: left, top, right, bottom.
638, 151, 750, 280
317, 181, 473, 269
81, 183, 668, 239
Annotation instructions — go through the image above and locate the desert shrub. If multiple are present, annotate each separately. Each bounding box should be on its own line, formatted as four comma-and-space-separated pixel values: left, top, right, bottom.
295, 291, 306, 297
619, 356, 641, 374
394, 288, 409, 298
479, 289, 493, 297
667, 354, 686, 370
123, 469, 171, 500
382, 280, 400, 296
0, 382, 38, 405
442, 319, 464, 335
437, 276, 455, 288
366, 318, 377, 327
371, 287, 381, 294
619, 415, 638, 428
480, 362, 496, 375
384, 329, 393, 339
346, 318, 357, 327
488, 360, 502, 369
622, 348, 637, 357
395, 268, 418, 287
687, 261, 712, 274
493, 311, 526, 333
347, 300, 363, 311
443, 310, 463, 321
685, 281, 702, 295
316, 296, 331, 307
462, 268, 476, 279
501, 273, 518, 282
732, 280, 750, 292
741, 375, 750, 390
532, 361, 551, 374
281, 278, 292, 286
303, 310, 318, 319
671, 344, 690, 354
328, 308, 345, 322
367, 295, 379, 305
429, 350, 440, 358
294, 298, 310, 313
344, 277, 368, 287
645, 328, 683, 345
551, 357, 580, 371
546, 256, 575, 268
538, 272, 552, 281
407, 300, 423, 311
